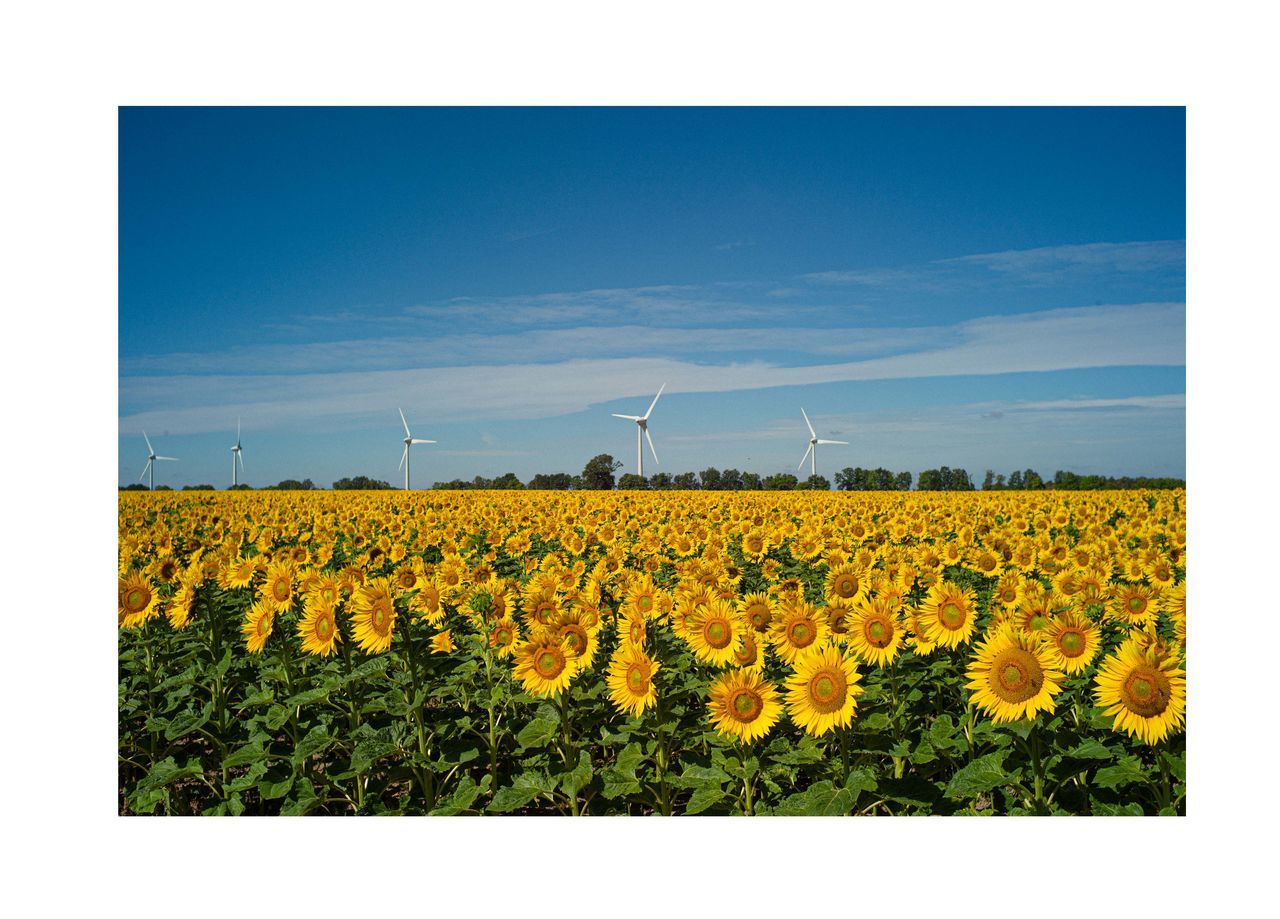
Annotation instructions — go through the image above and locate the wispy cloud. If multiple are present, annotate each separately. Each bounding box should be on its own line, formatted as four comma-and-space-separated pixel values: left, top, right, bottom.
120, 302, 1184, 435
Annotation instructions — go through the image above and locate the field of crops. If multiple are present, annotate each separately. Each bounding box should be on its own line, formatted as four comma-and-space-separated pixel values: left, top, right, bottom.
118, 488, 1186, 816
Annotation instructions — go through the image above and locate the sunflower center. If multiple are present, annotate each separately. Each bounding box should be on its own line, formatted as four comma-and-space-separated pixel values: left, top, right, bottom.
748, 606, 770, 631
495, 626, 512, 646
705, 620, 731, 649
535, 648, 565, 679
629, 622, 644, 644
989, 647, 1044, 703
371, 603, 391, 634
835, 575, 857, 598
627, 664, 648, 693
1121, 664, 1171, 717
1058, 630, 1085, 656
257, 616, 272, 636
1029, 614, 1048, 632
939, 602, 966, 629
865, 617, 892, 648
560, 624, 587, 654
807, 668, 847, 713
788, 621, 815, 648
730, 688, 764, 722
1128, 597, 1144, 612
638, 595, 652, 611
734, 635, 757, 666
273, 580, 290, 601
124, 589, 148, 612
317, 615, 332, 637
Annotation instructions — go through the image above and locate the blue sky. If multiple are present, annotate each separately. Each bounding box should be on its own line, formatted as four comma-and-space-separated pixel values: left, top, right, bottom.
119, 107, 1185, 487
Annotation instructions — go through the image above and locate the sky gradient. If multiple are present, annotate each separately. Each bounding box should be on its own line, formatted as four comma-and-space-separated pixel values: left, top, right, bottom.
119, 107, 1185, 487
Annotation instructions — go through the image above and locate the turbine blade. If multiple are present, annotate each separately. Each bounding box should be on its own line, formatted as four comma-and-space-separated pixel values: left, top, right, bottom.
238, 452, 245, 474
399, 407, 411, 438
157, 456, 178, 461
801, 408, 816, 439
143, 430, 154, 455
645, 428, 659, 465
643, 382, 666, 420
817, 439, 848, 445
411, 439, 436, 444
399, 445, 408, 471
237, 417, 241, 441
612, 413, 642, 421
798, 442, 814, 471
139, 459, 151, 481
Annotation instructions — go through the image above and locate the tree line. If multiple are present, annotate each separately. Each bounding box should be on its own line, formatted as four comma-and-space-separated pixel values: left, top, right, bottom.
120, 456, 1184, 492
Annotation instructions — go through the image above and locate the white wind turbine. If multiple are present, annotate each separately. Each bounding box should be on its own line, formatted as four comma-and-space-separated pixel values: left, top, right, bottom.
612, 383, 665, 478
230, 419, 245, 487
398, 408, 436, 491
798, 408, 847, 478
139, 431, 178, 491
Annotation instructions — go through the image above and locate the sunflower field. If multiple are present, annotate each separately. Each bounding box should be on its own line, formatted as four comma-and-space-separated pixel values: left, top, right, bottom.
118, 489, 1186, 816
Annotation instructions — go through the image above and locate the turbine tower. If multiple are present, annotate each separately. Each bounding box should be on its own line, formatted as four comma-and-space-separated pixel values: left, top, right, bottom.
612, 383, 665, 478
797, 408, 847, 478
230, 419, 245, 487
139, 431, 178, 491
398, 407, 436, 491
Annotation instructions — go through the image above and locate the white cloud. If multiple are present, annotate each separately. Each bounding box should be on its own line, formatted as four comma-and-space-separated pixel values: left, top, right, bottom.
120, 302, 1185, 435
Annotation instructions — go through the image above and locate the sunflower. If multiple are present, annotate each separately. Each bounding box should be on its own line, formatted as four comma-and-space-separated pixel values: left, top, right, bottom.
298, 600, 340, 657
686, 598, 744, 667
824, 562, 864, 605
707, 669, 783, 744
1110, 582, 1159, 626
1094, 642, 1187, 744
118, 570, 159, 629
349, 578, 397, 654
622, 573, 660, 620
784, 644, 864, 737
741, 528, 771, 562
549, 609, 601, 670
965, 625, 1064, 723
606, 643, 660, 718
486, 617, 520, 658
738, 592, 776, 634
917, 582, 979, 649
260, 560, 297, 613
411, 578, 445, 624
224, 555, 258, 589
1042, 610, 1101, 674
619, 613, 648, 651
769, 600, 830, 665
166, 578, 199, 631
430, 629, 455, 654
242, 598, 276, 654
731, 629, 767, 671
846, 596, 905, 667
513, 634, 580, 698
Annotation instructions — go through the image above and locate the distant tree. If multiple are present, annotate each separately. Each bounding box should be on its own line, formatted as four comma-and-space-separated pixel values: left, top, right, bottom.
581, 454, 623, 490
528, 472, 572, 490
982, 470, 996, 490
835, 467, 857, 491
699, 467, 722, 490
894, 471, 912, 491
648, 472, 673, 489
763, 472, 799, 490
472, 475, 493, 489
154, 485, 173, 491
333, 476, 393, 490
121, 483, 149, 491
917, 469, 943, 491
570, 475, 585, 490
491, 472, 524, 489
228, 483, 254, 491
802, 474, 831, 491
995, 473, 1006, 489
672, 472, 699, 490
617, 473, 649, 490
270, 478, 316, 490
720, 468, 744, 491
182, 484, 215, 491
872, 468, 896, 490
1008, 470, 1024, 489
740, 472, 762, 490
1023, 469, 1044, 490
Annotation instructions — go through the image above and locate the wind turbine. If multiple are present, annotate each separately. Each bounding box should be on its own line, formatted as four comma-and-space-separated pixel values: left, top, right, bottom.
230, 419, 245, 487
139, 431, 178, 491
398, 408, 436, 491
612, 383, 665, 478
798, 408, 847, 478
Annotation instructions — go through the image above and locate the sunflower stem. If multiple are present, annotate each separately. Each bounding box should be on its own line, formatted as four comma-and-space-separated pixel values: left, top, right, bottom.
741, 748, 756, 817
557, 689, 579, 816
400, 613, 434, 810
339, 627, 365, 813
1030, 722, 1047, 815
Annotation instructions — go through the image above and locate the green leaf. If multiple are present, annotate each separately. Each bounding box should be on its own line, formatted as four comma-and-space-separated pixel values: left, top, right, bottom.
133, 756, 205, 795
351, 738, 399, 774
774, 780, 856, 816
430, 776, 486, 815
846, 767, 878, 796
280, 780, 321, 815
1093, 756, 1147, 790
222, 742, 268, 769
264, 704, 290, 731
601, 743, 645, 799
770, 738, 826, 766
293, 726, 335, 763
238, 688, 275, 708
859, 712, 890, 732
559, 750, 593, 798
163, 705, 211, 741
945, 750, 1011, 799
1064, 739, 1116, 761
284, 686, 331, 707
683, 781, 726, 815
1093, 801, 1144, 816
488, 772, 553, 813
516, 713, 560, 750
258, 772, 295, 800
